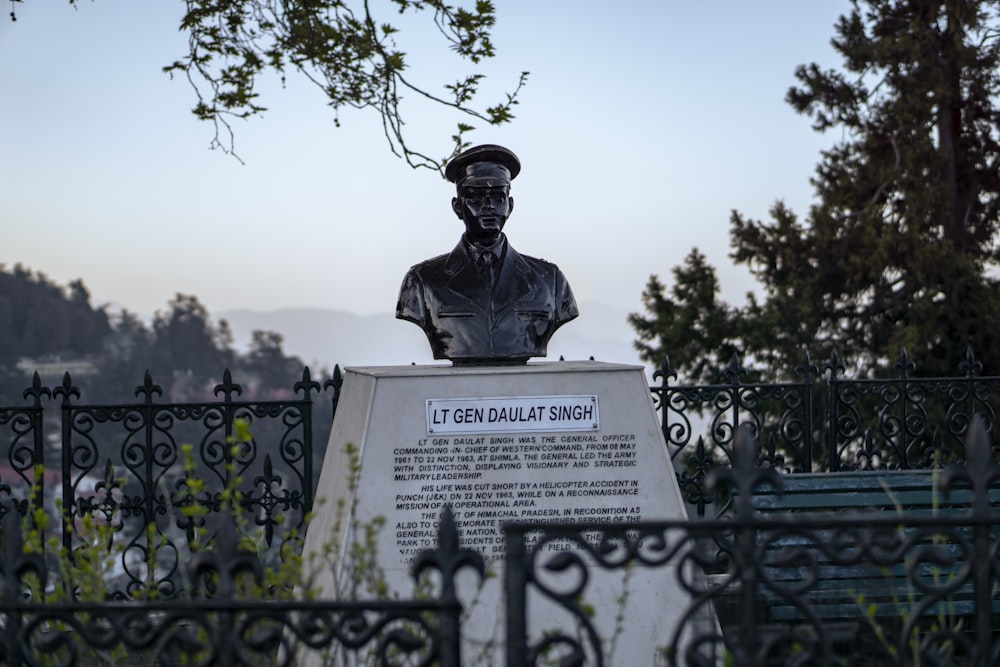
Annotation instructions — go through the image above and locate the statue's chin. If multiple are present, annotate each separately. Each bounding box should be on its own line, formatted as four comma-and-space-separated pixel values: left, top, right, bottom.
468, 230, 502, 247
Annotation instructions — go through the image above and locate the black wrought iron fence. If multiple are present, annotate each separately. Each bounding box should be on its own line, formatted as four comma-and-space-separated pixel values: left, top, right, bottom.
6, 353, 1000, 587
0, 503, 472, 667
651, 352, 818, 475
0, 367, 343, 599
6, 357, 1000, 664
0, 374, 45, 521
824, 348, 1000, 470
653, 347, 1000, 515
4, 423, 1000, 666
512, 421, 1000, 665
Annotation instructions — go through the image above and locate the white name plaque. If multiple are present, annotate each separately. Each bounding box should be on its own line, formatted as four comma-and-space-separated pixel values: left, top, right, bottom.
426, 394, 599, 434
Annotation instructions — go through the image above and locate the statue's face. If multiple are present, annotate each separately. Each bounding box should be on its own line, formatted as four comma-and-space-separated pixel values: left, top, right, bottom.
453, 181, 513, 246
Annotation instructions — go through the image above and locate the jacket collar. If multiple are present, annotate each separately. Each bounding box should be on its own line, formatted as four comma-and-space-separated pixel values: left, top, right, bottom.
443, 237, 533, 313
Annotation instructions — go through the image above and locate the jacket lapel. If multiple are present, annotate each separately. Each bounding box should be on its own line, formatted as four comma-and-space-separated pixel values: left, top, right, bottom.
492, 245, 533, 320
443, 241, 490, 310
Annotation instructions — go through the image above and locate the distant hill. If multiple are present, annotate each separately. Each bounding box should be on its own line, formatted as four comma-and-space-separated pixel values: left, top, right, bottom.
218, 301, 647, 374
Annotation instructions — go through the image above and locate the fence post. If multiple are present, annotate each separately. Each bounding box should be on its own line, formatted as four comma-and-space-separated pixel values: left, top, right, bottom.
22, 373, 49, 518
214, 369, 242, 489
294, 367, 322, 515
1, 502, 44, 667
504, 525, 528, 667
941, 417, 998, 666
188, 509, 263, 667
135, 371, 164, 537
53, 372, 80, 557
325, 365, 344, 423
651, 357, 675, 452
1, 506, 22, 667
825, 351, 844, 471
959, 345, 983, 463
412, 505, 484, 667
706, 425, 781, 665
722, 354, 744, 461
891, 349, 917, 468
794, 352, 818, 471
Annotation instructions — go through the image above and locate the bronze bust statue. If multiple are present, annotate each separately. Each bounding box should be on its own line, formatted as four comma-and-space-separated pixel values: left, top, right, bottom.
396, 144, 578, 364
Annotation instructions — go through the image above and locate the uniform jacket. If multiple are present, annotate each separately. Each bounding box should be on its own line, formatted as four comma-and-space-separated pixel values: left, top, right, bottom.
396, 238, 578, 362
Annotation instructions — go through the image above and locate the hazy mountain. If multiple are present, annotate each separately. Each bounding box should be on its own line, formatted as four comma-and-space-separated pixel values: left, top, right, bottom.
218, 301, 647, 374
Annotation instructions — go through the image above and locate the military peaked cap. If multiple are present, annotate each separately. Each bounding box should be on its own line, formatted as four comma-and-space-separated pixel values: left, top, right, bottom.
445, 144, 521, 184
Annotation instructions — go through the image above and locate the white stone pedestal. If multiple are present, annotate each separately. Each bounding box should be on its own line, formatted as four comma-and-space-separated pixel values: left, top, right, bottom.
301, 361, 709, 665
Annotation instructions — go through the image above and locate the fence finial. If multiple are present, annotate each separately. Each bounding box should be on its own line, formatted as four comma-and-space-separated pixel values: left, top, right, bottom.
960, 345, 982, 378
325, 365, 344, 418
706, 424, 783, 521
22, 372, 50, 406
652, 355, 676, 386
824, 349, 844, 378
135, 370, 163, 402
213, 368, 243, 400
722, 352, 747, 385
793, 350, 819, 381
940, 415, 1000, 510
53, 372, 80, 406
294, 366, 322, 398
893, 348, 915, 378
411, 504, 485, 601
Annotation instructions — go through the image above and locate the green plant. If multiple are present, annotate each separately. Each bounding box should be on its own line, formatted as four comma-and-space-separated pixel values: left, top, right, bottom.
849, 470, 983, 665
10, 423, 652, 667
16, 465, 132, 666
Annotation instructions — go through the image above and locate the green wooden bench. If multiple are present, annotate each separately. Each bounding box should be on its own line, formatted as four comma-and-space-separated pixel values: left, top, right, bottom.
749, 470, 1000, 626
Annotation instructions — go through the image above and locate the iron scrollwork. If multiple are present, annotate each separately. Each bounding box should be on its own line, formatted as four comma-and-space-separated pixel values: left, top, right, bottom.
0, 507, 479, 667
0, 367, 334, 600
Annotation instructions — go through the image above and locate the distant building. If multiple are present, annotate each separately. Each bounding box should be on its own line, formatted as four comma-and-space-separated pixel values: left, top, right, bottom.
16, 356, 98, 383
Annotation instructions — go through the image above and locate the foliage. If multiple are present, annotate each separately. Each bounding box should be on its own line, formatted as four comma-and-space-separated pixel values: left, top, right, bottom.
149, 293, 236, 392
0, 265, 110, 370
8, 421, 307, 665
631, 0, 1000, 380
853, 469, 965, 665
629, 249, 740, 385
11, 452, 638, 667
0, 263, 305, 402
14, 465, 135, 665
9, 0, 527, 170
244, 329, 304, 391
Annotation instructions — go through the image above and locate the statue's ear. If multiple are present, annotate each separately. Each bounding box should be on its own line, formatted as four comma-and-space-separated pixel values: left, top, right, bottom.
452, 196, 462, 219
508, 197, 514, 216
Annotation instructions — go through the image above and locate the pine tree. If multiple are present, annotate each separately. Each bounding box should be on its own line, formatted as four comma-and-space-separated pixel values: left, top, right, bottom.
632, 0, 1000, 378
629, 249, 738, 384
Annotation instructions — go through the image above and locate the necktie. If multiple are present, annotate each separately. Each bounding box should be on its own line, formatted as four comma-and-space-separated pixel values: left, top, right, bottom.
479, 252, 496, 289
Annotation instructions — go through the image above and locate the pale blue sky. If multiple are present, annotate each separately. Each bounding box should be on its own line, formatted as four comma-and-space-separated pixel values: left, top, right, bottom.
1, 2, 849, 343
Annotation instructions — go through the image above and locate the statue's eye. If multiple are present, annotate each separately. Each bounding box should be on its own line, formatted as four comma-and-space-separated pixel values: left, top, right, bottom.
463, 188, 506, 205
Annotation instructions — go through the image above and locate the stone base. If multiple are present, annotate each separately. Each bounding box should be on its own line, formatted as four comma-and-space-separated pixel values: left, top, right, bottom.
301, 361, 711, 665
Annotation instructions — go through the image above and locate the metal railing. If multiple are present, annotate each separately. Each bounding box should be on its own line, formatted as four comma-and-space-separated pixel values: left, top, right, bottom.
0, 502, 471, 667
3, 423, 1000, 666
3, 352, 1000, 548
652, 347, 1000, 514
4, 358, 1000, 664
0, 367, 342, 599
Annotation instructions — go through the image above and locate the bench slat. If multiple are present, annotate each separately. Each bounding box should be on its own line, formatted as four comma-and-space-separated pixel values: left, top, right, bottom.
741, 470, 1000, 623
